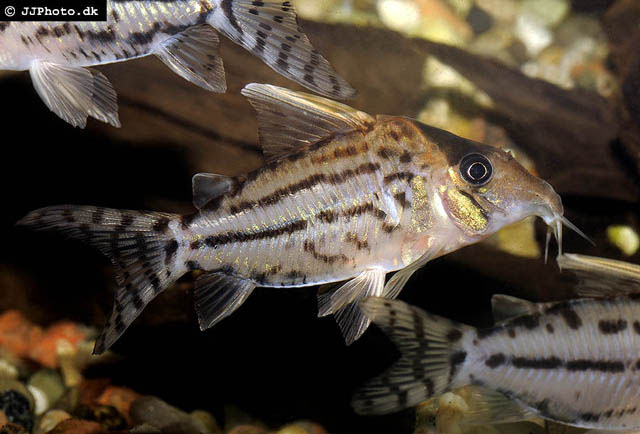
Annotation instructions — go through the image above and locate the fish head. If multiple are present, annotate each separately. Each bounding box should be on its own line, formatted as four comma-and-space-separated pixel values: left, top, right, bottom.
416, 122, 588, 256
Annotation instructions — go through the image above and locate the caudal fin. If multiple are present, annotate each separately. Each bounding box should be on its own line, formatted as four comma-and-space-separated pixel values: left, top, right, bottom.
208, 1, 355, 99
352, 298, 472, 415
17, 206, 182, 354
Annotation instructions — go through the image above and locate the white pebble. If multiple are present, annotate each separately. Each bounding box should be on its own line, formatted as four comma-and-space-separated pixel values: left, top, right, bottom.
27, 385, 49, 415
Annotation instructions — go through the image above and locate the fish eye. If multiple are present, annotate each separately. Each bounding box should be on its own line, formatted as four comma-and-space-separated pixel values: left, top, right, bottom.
459, 153, 493, 185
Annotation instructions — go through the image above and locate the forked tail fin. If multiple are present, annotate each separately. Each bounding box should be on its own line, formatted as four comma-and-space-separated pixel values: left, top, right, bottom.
17, 206, 183, 354
352, 298, 473, 415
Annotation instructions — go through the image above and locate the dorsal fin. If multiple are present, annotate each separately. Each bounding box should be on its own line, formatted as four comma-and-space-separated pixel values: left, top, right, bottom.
491, 294, 537, 323
558, 253, 640, 298
241, 83, 375, 162
192, 173, 235, 210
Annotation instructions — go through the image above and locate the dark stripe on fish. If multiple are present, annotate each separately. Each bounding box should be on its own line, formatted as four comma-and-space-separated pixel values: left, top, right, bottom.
598, 319, 627, 334
489, 354, 627, 373
545, 302, 582, 329
303, 240, 349, 264
229, 162, 382, 215
203, 218, 308, 247
221, 0, 244, 35
316, 202, 387, 224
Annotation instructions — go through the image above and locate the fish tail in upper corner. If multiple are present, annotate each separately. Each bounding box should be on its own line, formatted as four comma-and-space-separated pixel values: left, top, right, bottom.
209, 0, 355, 99
352, 298, 473, 415
16, 205, 184, 354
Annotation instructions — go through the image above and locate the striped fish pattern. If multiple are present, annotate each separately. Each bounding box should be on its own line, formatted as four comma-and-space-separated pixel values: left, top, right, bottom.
0, 0, 354, 127
17, 83, 568, 354
354, 296, 640, 430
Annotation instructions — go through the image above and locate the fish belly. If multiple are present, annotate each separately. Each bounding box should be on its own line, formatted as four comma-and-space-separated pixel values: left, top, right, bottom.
470, 297, 640, 429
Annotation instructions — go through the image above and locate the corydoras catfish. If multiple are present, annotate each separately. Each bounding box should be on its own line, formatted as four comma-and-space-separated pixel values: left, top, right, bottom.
353, 292, 640, 430
18, 83, 578, 354
0, 0, 354, 128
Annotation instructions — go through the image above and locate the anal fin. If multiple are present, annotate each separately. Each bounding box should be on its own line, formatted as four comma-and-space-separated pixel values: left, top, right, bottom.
154, 25, 226, 93
194, 271, 256, 330
30, 61, 120, 128
317, 269, 386, 345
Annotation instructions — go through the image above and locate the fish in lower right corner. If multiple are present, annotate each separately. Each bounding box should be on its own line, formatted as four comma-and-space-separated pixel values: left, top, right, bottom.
353, 292, 640, 431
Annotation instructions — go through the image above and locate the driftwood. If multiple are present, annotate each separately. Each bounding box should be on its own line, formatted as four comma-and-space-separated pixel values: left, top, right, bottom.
92, 19, 636, 202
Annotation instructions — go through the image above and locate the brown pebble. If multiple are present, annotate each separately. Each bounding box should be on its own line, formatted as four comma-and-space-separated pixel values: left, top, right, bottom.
47, 418, 107, 434
227, 425, 269, 434
0, 423, 28, 434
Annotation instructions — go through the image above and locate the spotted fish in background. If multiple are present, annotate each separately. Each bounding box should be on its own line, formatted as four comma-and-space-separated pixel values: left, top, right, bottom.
353, 295, 640, 430
18, 83, 579, 354
0, 0, 354, 128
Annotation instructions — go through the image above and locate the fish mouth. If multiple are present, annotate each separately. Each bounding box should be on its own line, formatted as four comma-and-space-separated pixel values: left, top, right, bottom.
541, 213, 594, 263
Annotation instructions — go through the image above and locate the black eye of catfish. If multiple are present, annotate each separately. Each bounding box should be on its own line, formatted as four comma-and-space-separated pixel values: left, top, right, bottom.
459, 153, 493, 185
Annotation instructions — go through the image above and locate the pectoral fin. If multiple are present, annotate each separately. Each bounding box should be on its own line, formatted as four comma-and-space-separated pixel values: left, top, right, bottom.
154, 25, 226, 93
317, 269, 386, 345
383, 242, 444, 299
30, 61, 120, 128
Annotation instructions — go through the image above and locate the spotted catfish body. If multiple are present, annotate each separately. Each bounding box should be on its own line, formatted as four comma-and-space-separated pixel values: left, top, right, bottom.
0, 0, 354, 127
18, 83, 566, 354
354, 296, 640, 430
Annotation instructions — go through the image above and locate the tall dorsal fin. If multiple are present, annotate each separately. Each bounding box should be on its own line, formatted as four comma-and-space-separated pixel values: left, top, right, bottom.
241, 83, 375, 162
192, 173, 235, 210
491, 294, 537, 323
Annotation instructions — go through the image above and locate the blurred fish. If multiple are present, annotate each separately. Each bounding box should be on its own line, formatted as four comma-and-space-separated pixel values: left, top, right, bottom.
354, 295, 640, 431
18, 83, 580, 354
0, 0, 354, 127
558, 253, 640, 297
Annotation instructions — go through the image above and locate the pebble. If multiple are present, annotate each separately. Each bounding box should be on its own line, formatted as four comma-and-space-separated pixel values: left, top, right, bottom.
0, 388, 34, 432
189, 410, 220, 434
130, 396, 213, 434
377, 0, 422, 33
520, 0, 569, 28
0, 423, 28, 434
276, 421, 327, 434
607, 225, 640, 256
47, 418, 107, 434
0, 311, 43, 359
96, 386, 140, 424
35, 409, 72, 434
28, 369, 65, 411
0, 360, 18, 380
514, 13, 552, 57
226, 426, 268, 434
74, 404, 128, 431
